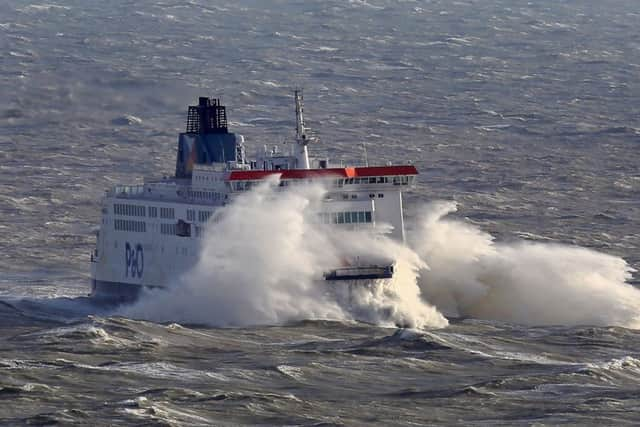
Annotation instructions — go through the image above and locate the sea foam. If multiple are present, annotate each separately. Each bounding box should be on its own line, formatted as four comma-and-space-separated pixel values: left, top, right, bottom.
124, 183, 639, 329
123, 178, 447, 329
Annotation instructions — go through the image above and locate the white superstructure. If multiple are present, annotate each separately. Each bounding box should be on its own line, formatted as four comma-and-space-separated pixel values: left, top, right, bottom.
90, 92, 418, 299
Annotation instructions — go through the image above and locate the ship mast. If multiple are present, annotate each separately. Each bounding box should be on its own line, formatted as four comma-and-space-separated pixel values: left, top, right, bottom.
294, 89, 311, 169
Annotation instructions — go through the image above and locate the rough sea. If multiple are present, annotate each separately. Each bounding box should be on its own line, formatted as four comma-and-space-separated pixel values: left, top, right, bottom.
1, 0, 640, 425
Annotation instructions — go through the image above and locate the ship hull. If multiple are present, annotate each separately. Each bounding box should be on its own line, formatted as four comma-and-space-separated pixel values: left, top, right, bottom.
90, 279, 156, 302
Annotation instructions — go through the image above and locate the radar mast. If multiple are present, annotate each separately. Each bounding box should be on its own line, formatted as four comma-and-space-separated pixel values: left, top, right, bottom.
294, 89, 311, 169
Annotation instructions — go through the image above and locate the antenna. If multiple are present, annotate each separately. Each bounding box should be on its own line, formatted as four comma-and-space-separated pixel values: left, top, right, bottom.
293, 89, 311, 169
295, 88, 306, 141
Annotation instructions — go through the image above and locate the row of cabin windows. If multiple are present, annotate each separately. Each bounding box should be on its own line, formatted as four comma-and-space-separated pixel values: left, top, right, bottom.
159, 222, 191, 237
114, 203, 145, 217
199, 211, 212, 222
113, 204, 174, 219
113, 206, 207, 228
336, 176, 411, 187
319, 211, 373, 225
160, 223, 177, 235
231, 175, 413, 192
194, 175, 221, 182
114, 219, 146, 232
187, 189, 224, 201
339, 193, 384, 200
160, 207, 175, 219
188, 209, 213, 222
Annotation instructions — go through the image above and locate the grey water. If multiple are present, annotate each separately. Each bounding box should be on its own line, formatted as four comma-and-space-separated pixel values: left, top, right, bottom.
1, 0, 640, 425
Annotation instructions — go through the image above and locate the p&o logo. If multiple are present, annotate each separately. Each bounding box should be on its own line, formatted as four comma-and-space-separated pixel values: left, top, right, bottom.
125, 242, 144, 278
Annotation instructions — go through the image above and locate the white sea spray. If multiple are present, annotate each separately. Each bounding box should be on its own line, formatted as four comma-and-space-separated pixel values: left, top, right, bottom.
123, 178, 447, 329
410, 201, 640, 328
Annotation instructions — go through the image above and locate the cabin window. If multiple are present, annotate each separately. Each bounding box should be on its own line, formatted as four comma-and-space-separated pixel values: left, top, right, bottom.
323, 211, 374, 225
113, 204, 146, 217
160, 207, 175, 219
198, 211, 212, 222
378, 194, 384, 198
161, 223, 177, 235
369, 177, 376, 184
114, 219, 146, 232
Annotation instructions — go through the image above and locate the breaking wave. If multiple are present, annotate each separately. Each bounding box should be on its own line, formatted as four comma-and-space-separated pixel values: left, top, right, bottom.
411, 201, 640, 328
123, 182, 639, 329
122, 178, 447, 329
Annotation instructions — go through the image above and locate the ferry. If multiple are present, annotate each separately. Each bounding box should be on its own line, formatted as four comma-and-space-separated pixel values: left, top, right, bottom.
90, 91, 418, 299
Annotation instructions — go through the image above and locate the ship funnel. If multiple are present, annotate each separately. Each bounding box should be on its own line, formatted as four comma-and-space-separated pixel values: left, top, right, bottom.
186, 97, 228, 134
175, 96, 244, 178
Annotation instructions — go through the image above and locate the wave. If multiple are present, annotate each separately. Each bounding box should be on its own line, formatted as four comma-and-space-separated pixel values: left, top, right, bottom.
122, 179, 447, 329
121, 183, 639, 330
411, 201, 640, 328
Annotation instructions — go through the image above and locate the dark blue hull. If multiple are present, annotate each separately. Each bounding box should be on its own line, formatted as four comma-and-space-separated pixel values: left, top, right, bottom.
90, 279, 157, 302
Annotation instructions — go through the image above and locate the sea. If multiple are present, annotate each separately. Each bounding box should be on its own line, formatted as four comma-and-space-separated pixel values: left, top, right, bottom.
1, 0, 640, 425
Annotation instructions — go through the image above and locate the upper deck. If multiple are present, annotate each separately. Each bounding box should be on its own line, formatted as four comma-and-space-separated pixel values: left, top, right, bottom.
106, 164, 418, 205
106, 94, 418, 207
